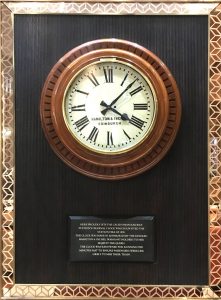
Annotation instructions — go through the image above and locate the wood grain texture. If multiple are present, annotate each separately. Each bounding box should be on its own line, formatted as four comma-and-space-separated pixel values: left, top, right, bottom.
40, 40, 181, 180
14, 15, 208, 285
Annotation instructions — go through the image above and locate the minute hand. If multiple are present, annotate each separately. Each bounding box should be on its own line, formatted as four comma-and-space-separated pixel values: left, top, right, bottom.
109, 79, 137, 107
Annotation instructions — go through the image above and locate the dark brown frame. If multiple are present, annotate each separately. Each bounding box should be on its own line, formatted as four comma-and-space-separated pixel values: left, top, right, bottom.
40, 39, 181, 180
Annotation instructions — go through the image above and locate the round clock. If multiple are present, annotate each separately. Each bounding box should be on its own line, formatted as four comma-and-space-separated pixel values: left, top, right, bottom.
40, 39, 181, 180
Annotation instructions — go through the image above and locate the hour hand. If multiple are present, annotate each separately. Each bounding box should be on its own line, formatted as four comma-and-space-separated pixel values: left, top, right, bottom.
100, 101, 110, 108
100, 101, 109, 108
100, 101, 109, 115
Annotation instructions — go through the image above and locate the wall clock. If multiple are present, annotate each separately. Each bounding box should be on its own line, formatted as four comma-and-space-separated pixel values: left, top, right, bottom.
40, 39, 181, 180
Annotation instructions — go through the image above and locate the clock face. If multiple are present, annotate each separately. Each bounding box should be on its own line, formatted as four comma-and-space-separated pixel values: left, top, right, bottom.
63, 59, 157, 153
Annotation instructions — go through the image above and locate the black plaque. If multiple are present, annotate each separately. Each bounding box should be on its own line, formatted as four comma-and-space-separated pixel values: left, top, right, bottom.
69, 216, 155, 262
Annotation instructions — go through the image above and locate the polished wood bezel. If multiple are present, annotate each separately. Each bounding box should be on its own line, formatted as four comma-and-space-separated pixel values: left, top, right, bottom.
40, 39, 181, 180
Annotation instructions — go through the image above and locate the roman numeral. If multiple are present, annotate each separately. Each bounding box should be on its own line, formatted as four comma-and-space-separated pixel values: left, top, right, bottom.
71, 104, 86, 112
123, 129, 131, 140
75, 89, 89, 96
121, 73, 128, 86
134, 103, 148, 110
87, 73, 99, 87
107, 131, 114, 146
74, 116, 89, 130
130, 86, 143, 96
104, 67, 113, 83
129, 115, 146, 130
87, 126, 99, 143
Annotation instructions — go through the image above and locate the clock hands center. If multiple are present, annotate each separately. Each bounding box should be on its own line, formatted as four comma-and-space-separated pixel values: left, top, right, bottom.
100, 79, 137, 115
100, 80, 137, 118
100, 101, 130, 121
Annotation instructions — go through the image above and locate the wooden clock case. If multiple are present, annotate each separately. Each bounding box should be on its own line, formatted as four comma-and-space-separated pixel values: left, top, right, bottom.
40, 39, 181, 180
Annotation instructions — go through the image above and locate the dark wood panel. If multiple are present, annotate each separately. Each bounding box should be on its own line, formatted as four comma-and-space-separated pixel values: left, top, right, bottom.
14, 15, 208, 285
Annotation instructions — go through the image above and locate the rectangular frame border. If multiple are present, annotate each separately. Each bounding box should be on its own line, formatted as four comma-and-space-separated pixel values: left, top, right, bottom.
1, 1, 221, 298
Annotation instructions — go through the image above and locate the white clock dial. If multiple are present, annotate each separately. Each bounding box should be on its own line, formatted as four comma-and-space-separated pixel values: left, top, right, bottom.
63, 58, 157, 153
